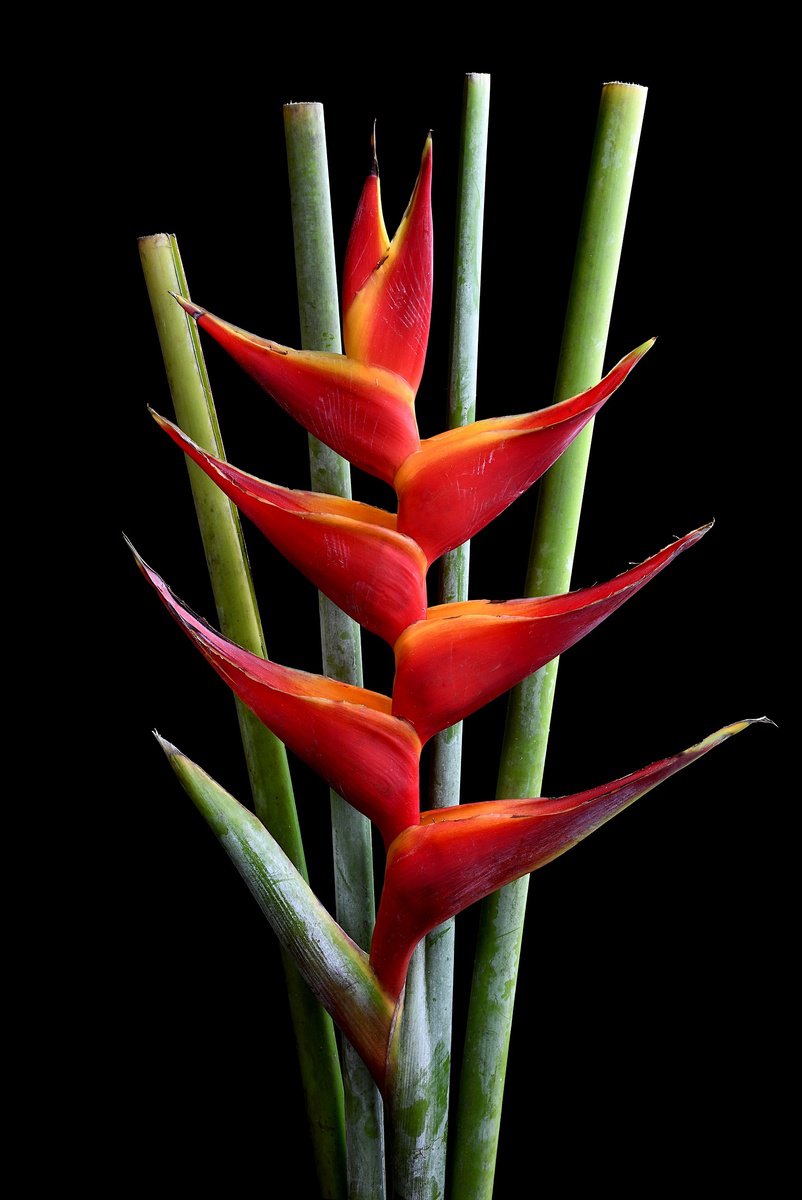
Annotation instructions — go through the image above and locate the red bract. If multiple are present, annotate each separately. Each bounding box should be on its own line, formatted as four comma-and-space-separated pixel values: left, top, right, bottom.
171, 294, 419, 484
171, 291, 652, 560
152, 342, 653, 647
395, 340, 654, 562
151, 411, 428, 645
131, 544, 421, 846
343, 133, 433, 392
370, 721, 759, 999
342, 127, 387, 313
391, 526, 710, 741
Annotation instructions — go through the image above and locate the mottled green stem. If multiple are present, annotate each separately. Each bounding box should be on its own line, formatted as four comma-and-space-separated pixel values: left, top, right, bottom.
139, 234, 347, 1200
388, 945, 447, 1200
453, 83, 648, 1198
284, 103, 386, 1200
391, 71, 492, 1200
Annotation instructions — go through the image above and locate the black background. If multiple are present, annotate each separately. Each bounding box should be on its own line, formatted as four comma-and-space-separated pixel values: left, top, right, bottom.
109, 50, 784, 1195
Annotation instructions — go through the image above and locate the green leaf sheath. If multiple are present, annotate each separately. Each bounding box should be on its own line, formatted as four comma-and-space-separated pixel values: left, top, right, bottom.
158, 738, 394, 1087
453, 83, 648, 1199
393, 71, 491, 1200
139, 235, 347, 1200
283, 103, 386, 1200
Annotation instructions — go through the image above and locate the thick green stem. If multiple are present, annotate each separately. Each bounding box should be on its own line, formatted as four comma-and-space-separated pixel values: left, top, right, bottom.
453, 83, 648, 1198
284, 102, 385, 1200
430, 73, 491, 803
139, 235, 347, 1200
394, 71, 491, 1200
388, 944, 448, 1200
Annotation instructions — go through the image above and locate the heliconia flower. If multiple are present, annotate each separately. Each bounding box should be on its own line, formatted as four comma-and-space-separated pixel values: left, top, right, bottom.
172, 290, 651, 558
171, 294, 419, 484
130, 543, 421, 846
151, 411, 428, 645
370, 720, 763, 999
394, 340, 654, 562
149, 343, 649, 645
392, 525, 710, 742
343, 131, 433, 392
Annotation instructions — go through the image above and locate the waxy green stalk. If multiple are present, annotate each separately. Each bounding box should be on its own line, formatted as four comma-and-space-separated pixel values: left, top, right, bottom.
139, 234, 347, 1199
283, 102, 386, 1200
453, 83, 648, 1198
430, 74, 491, 807
391, 71, 491, 1200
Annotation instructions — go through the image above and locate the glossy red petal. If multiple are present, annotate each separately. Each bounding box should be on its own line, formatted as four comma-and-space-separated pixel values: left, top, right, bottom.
343, 125, 390, 312
172, 295, 419, 484
395, 340, 653, 563
371, 721, 761, 998
344, 136, 433, 391
152, 412, 427, 644
131, 545, 421, 845
392, 526, 710, 742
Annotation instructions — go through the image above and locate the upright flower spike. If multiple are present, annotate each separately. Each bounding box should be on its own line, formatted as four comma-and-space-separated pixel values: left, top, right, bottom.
394, 340, 654, 562
343, 133, 434, 392
151, 411, 428, 645
131, 544, 421, 846
370, 721, 762, 999
392, 526, 710, 743
171, 295, 419, 484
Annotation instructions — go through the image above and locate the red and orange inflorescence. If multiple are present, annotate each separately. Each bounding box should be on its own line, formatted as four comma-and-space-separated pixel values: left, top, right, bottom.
135, 134, 753, 1081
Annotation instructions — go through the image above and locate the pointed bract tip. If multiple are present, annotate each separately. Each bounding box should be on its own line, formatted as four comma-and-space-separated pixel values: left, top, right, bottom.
169, 291, 205, 321
153, 729, 182, 759
123, 534, 151, 577
679, 519, 714, 544
148, 406, 172, 432
693, 717, 773, 754
150, 410, 207, 458
370, 120, 379, 175
729, 716, 776, 733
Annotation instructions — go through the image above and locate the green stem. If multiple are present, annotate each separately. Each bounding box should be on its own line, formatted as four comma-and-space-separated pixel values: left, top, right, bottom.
388, 946, 447, 1200
139, 235, 347, 1200
393, 71, 491, 1200
283, 103, 386, 1200
430, 74, 491, 801
453, 83, 648, 1198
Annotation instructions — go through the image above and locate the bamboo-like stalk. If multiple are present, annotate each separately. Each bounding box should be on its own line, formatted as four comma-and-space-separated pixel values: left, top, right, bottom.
139, 234, 347, 1200
283, 103, 386, 1200
430, 72, 491, 808
453, 83, 648, 1198
390, 71, 491, 1200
